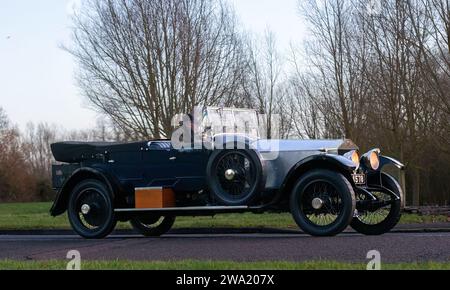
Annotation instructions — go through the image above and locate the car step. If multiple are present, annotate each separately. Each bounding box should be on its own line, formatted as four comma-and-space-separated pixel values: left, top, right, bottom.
114, 206, 258, 216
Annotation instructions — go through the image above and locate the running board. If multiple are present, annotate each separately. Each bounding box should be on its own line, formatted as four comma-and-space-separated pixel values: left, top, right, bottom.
115, 206, 258, 216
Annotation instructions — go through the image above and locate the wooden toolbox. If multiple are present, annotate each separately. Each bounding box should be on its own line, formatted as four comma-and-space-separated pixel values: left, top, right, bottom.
135, 187, 176, 209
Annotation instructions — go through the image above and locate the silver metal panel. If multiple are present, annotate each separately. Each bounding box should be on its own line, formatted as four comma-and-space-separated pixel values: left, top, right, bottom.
253, 139, 349, 153
135, 187, 164, 191
263, 152, 357, 189
263, 151, 315, 189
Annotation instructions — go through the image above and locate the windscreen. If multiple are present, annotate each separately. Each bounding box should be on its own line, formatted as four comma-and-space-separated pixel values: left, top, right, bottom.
203, 107, 259, 139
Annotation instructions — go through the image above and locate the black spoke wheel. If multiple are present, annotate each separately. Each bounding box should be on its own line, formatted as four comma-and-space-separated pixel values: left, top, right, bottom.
207, 149, 263, 206
68, 179, 116, 239
290, 170, 356, 237
130, 216, 176, 237
301, 181, 342, 226
351, 173, 402, 235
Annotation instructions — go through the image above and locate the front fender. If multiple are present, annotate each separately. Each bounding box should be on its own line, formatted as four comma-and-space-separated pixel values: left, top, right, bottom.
50, 167, 121, 217
279, 153, 357, 196
379, 156, 405, 170
287, 154, 358, 180
323, 154, 358, 170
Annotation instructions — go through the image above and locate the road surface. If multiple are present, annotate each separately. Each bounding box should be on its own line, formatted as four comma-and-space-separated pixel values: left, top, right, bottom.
1, 231, 449, 263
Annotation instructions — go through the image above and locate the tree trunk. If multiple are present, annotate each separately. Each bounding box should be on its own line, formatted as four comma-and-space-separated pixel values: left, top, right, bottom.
412, 168, 421, 206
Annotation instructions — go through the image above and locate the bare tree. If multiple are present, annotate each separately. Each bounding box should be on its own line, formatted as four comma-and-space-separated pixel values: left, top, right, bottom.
22, 123, 57, 179
67, 0, 247, 139
0, 107, 8, 131
295, 0, 371, 142
294, 0, 450, 205
408, 0, 450, 154
0, 108, 35, 202
288, 70, 323, 139
244, 30, 291, 138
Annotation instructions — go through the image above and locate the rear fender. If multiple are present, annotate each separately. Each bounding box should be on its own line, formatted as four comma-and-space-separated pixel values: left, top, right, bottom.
50, 167, 122, 217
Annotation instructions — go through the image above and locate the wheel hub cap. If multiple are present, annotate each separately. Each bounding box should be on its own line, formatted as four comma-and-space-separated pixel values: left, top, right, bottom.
224, 169, 236, 181
312, 198, 324, 210
81, 204, 91, 215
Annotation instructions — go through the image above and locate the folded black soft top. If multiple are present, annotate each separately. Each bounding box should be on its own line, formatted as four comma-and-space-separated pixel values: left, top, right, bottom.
51, 140, 174, 163
51, 141, 144, 163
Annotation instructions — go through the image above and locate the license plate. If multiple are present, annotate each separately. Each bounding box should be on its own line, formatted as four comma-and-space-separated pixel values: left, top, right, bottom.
352, 173, 366, 185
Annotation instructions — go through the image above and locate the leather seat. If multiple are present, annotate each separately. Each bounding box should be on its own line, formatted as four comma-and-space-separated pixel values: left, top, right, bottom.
148, 141, 172, 151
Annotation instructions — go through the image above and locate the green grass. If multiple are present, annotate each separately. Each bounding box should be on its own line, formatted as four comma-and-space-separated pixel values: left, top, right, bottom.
0, 202, 70, 230
399, 213, 449, 224
0, 202, 448, 231
0, 259, 449, 270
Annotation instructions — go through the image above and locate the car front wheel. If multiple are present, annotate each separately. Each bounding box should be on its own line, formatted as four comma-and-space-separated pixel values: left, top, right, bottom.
290, 169, 356, 237
350, 173, 402, 235
68, 179, 117, 239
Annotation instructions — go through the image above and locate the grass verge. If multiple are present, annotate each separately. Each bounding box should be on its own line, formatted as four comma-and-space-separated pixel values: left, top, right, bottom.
0, 259, 449, 270
0, 202, 448, 231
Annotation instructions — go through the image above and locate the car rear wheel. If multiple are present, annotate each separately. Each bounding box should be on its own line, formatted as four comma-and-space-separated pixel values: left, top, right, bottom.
207, 149, 264, 206
130, 216, 176, 237
290, 170, 356, 237
68, 179, 117, 239
350, 173, 402, 235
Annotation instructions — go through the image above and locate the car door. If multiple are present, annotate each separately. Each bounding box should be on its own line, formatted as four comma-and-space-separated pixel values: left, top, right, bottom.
171, 148, 210, 191
108, 143, 145, 183
141, 141, 178, 188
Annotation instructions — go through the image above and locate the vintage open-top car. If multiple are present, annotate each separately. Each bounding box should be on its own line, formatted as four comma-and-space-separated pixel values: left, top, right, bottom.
50, 107, 405, 239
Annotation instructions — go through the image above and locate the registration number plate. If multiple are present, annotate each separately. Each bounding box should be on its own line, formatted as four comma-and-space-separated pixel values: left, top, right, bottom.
352, 173, 366, 185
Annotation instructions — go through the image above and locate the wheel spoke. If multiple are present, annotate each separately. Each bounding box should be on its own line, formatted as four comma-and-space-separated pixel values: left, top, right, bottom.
214, 151, 257, 200
75, 188, 109, 230
357, 191, 392, 225
301, 180, 342, 227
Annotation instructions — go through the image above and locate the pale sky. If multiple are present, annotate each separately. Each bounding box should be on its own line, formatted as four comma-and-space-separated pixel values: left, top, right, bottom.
0, 0, 304, 131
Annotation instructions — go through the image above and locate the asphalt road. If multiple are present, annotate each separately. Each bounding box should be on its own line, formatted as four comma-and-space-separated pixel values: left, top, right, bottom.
1, 231, 450, 263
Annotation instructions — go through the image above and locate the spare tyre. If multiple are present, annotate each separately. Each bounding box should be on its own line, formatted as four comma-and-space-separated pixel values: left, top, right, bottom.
206, 149, 264, 206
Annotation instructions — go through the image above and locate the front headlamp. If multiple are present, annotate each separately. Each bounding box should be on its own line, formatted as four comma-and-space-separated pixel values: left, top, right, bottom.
344, 150, 360, 169
363, 149, 381, 171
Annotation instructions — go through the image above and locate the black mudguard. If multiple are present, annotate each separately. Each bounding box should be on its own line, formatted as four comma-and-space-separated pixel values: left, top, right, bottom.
50, 167, 123, 217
